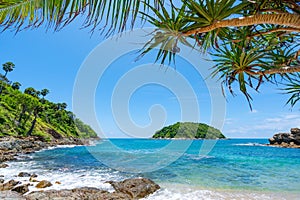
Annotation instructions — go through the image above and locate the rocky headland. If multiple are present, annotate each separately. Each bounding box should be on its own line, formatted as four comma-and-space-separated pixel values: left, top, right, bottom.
268, 128, 300, 148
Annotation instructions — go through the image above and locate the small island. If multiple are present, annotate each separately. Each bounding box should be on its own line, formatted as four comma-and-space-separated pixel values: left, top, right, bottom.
152, 122, 225, 139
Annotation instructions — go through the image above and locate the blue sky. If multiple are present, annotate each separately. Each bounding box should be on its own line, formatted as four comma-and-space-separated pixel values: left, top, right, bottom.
0, 18, 299, 139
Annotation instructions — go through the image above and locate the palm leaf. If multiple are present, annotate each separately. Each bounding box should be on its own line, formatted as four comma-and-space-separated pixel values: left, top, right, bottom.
0, 0, 165, 34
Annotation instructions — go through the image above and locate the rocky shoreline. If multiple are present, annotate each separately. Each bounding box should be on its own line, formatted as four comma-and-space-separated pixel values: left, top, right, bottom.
0, 173, 160, 200
268, 128, 300, 148
0, 136, 160, 199
0, 136, 98, 163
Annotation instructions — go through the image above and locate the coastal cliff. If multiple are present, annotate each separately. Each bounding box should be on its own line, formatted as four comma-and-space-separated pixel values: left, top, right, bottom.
268, 128, 300, 148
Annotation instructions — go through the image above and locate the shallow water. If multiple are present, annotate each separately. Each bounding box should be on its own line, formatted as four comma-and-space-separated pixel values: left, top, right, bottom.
1, 139, 299, 199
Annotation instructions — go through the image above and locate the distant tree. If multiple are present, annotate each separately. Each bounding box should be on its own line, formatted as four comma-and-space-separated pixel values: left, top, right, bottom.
40, 89, 49, 99
12, 82, 21, 90
2, 62, 15, 78
24, 87, 38, 97
61, 102, 67, 110
57, 102, 67, 110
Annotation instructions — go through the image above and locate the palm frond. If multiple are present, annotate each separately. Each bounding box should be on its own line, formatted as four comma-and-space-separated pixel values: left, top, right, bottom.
0, 0, 165, 34
138, 2, 193, 65
283, 73, 300, 107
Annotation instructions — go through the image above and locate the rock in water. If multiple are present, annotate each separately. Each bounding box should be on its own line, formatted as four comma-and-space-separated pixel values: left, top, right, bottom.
12, 184, 29, 194
0, 180, 20, 191
269, 128, 300, 148
107, 178, 160, 199
0, 163, 8, 168
18, 172, 31, 177
36, 180, 52, 188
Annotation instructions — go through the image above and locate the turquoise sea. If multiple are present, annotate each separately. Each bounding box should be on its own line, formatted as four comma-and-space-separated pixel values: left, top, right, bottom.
1, 139, 300, 199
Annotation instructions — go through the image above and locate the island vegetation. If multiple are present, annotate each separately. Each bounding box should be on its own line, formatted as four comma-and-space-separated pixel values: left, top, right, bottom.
153, 122, 225, 139
0, 62, 97, 141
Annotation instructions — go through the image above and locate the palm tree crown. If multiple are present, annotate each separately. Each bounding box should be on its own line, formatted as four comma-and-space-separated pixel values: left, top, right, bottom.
0, 0, 299, 107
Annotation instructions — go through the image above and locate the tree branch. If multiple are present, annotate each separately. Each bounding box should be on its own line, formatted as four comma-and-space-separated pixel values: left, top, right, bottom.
231, 27, 300, 42
246, 65, 300, 76
182, 13, 300, 36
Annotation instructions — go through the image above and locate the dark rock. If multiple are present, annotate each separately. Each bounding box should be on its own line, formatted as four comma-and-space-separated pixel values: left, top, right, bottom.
291, 128, 300, 135
269, 128, 300, 148
18, 172, 31, 177
12, 184, 29, 194
0, 163, 8, 168
36, 180, 52, 188
0, 180, 21, 191
0, 179, 4, 183
107, 178, 160, 199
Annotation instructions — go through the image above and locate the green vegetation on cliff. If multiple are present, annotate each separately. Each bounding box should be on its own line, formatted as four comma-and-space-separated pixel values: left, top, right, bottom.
0, 62, 97, 141
153, 122, 225, 139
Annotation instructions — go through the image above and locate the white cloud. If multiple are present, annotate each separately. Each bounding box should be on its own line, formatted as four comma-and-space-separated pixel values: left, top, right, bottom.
223, 113, 300, 138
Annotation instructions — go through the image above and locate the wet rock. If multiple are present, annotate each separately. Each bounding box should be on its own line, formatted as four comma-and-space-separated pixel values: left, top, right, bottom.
12, 184, 29, 194
107, 178, 160, 199
18, 172, 31, 177
55, 181, 61, 184
0, 180, 20, 191
36, 180, 52, 188
0, 163, 8, 168
0, 179, 4, 183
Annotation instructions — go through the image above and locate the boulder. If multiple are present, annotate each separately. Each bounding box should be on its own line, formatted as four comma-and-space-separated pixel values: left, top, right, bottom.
0, 163, 8, 168
18, 172, 31, 177
12, 184, 29, 194
36, 180, 52, 188
107, 178, 160, 199
291, 128, 300, 135
269, 128, 300, 148
0, 180, 20, 191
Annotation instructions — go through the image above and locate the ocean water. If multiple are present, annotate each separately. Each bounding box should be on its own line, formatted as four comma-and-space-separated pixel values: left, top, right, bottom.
1, 139, 299, 199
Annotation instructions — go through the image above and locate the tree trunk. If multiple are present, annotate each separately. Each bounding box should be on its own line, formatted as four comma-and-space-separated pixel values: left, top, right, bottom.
26, 115, 37, 136
183, 13, 300, 36
246, 65, 300, 76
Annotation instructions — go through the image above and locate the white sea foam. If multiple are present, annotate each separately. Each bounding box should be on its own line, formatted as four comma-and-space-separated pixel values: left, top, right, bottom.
1, 161, 299, 199
144, 183, 300, 200
233, 143, 265, 147
0, 159, 125, 195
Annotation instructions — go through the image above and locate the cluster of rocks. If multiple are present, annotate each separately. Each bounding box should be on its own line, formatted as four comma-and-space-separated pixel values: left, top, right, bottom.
0, 174, 160, 200
268, 128, 300, 148
0, 136, 93, 163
